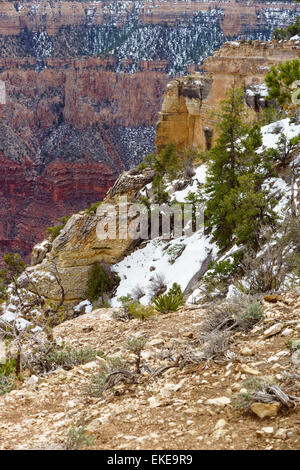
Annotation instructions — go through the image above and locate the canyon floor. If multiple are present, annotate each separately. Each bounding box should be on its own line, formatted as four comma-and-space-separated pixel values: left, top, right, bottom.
0, 293, 300, 450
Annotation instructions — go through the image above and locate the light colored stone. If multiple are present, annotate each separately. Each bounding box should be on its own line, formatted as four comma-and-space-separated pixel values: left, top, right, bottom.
240, 364, 260, 375
264, 323, 284, 338
148, 397, 164, 408
274, 428, 288, 439
86, 418, 101, 433
231, 383, 242, 392
26, 375, 39, 386
291, 350, 300, 366
281, 328, 293, 337
257, 426, 274, 437
205, 397, 231, 407
240, 346, 253, 356
214, 418, 227, 430
250, 402, 280, 419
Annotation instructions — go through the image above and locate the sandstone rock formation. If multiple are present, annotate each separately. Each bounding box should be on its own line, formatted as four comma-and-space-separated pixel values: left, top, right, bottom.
27, 168, 155, 305
156, 40, 300, 153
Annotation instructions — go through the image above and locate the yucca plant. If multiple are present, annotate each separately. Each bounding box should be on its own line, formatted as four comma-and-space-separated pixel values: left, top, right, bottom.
153, 291, 183, 313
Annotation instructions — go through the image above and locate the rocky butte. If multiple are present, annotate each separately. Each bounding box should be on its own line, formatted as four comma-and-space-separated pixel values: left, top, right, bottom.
0, 0, 299, 261
156, 39, 300, 152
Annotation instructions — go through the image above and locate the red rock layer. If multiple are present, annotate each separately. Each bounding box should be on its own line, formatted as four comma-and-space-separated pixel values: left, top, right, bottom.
0, 1, 298, 37
0, 57, 168, 260
0, 157, 119, 260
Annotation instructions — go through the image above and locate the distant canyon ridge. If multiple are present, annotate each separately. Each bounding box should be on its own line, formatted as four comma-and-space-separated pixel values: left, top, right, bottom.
0, 0, 299, 260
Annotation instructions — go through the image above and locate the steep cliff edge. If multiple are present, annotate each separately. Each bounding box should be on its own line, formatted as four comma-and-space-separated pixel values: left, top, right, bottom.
156, 39, 300, 153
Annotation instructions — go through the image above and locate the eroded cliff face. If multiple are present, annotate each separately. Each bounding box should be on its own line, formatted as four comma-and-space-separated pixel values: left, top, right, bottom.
156, 39, 300, 153
0, 57, 167, 259
0, 0, 300, 261
27, 168, 156, 307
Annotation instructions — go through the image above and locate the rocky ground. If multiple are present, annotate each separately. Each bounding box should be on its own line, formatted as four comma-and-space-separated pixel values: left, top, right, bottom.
0, 292, 300, 450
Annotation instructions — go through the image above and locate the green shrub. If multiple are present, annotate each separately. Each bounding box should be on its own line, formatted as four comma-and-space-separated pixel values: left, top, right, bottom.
273, 16, 300, 40
126, 336, 147, 373
126, 336, 147, 354
153, 288, 184, 313
128, 303, 156, 320
167, 244, 185, 264
0, 358, 16, 395
87, 356, 125, 397
265, 59, 300, 109
92, 299, 111, 309
85, 201, 102, 215
46, 225, 62, 241
236, 301, 264, 328
86, 262, 120, 303
64, 426, 95, 450
287, 338, 300, 351
232, 391, 251, 410
118, 295, 156, 320
136, 161, 148, 172
168, 282, 184, 304
232, 376, 277, 410
118, 294, 134, 308
35, 347, 105, 373
138, 195, 151, 212
46, 215, 71, 241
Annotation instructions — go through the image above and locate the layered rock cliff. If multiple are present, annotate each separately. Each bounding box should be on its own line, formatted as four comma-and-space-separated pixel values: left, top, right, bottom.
156, 39, 300, 152
24, 167, 155, 310
0, 0, 300, 262
0, 58, 167, 259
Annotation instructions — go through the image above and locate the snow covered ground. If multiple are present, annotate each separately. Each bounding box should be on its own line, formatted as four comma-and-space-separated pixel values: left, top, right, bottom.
111, 118, 300, 306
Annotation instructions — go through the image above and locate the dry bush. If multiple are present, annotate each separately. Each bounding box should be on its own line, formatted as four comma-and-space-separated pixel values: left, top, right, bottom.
148, 273, 167, 298
241, 216, 300, 293
232, 376, 300, 411
0, 261, 66, 377
201, 330, 233, 361
131, 285, 146, 301
200, 296, 264, 360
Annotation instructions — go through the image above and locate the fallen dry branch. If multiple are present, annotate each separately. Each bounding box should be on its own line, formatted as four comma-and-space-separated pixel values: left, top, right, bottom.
100, 369, 138, 395
251, 385, 300, 408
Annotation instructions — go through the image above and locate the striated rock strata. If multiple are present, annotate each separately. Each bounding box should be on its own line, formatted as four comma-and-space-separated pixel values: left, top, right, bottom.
156, 40, 300, 153
0, 58, 167, 260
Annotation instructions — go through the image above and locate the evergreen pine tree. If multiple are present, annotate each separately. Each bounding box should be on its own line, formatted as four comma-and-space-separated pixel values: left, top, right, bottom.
205, 88, 278, 251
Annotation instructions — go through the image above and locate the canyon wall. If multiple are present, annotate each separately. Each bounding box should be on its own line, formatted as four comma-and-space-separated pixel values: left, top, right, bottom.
156, 39, 300, 153
0, 0, 300, 261
0, 56, 167, 259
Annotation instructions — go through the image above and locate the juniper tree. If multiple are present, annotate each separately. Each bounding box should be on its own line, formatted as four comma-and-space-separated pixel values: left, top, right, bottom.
266, 132, 300, 167
265, 59, 300, 109
85, 262, 120, 303
273, 15, 300, 41
204, 88, 278, 251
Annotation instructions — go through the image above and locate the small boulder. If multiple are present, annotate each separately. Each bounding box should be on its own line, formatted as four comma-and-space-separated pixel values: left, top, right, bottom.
250, 402, 280, 418
256, 426, 274, 437
205, 397, 231, 407
264, 323, 283, 338
240, 364, 260, 375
